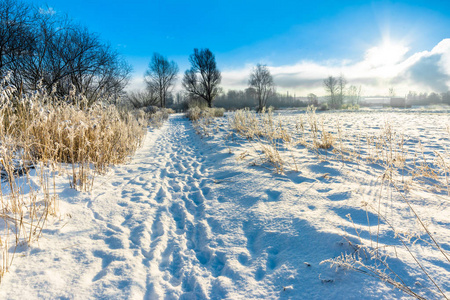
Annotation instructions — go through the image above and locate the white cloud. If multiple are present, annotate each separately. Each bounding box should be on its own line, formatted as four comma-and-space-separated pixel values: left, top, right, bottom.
220, 38, 450, 97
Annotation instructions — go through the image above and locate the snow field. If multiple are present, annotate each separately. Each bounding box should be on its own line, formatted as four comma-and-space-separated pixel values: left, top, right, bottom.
0, 111, 448, 299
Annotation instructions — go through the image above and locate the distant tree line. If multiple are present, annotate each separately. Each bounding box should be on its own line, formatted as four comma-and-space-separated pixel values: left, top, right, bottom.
0, 0, 131, 105
406, 91, 450, 106
135, 49, 450, 111
323, 75, 450, 109
213, 89, 307, 110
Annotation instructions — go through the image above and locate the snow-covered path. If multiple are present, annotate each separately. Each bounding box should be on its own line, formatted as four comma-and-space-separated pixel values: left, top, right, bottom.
75, 114, 224, 299
1, 113, 445, 299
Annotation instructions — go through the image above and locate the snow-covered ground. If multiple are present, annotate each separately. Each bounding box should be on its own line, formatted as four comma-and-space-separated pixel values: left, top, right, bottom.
0, 111, 449, 299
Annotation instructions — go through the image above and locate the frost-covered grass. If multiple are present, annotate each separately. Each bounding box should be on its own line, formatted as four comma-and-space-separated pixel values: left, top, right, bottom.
186, 106, 225, 121
228, 107, 450, 186
186, 107, 226, 138
0, 82, 153, 283
193, 108, 450, 299
0, 88, 148, 187
146, 107, 174, 127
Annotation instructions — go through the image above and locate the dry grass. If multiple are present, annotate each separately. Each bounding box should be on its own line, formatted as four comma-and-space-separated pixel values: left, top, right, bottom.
146, 107, 173, 127
204, 107, 450, 298
186, 107, 225, 137
228, 107, 450, 192
0, 85, 149, 189
228, 108, 264, 139
0, 80, 153, 282
186, 107, 225, 122
229, 107, 326, 173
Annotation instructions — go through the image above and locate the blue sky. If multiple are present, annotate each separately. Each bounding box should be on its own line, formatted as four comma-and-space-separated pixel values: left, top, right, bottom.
26, 0, 450, 96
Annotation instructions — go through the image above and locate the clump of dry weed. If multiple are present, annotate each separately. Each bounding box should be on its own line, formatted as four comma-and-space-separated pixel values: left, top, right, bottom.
186, 107, 225, 121
229, 108, 303, 173
186, 107, 225, 137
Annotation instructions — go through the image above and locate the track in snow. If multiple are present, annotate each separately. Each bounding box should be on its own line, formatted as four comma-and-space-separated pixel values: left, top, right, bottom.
88, 114, 222, 299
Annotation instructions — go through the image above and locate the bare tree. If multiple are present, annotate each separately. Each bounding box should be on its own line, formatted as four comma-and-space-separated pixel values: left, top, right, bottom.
1, 0, 131, 105
248, 64, 274, 112
27, 14, 131, 104
145, 53, 178, 108
347, 85, 360, 105
337, 74, 347, 107
182, 48, 221, 108
323, 76, 338, 109
0, 0, 35, 86
174, 91, 185, 106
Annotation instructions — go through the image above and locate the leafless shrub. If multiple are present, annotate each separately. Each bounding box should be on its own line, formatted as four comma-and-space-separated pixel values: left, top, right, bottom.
126, 90, 159, 109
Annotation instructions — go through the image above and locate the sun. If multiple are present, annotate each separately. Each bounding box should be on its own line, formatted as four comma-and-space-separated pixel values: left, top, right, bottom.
365, 40, 409, 68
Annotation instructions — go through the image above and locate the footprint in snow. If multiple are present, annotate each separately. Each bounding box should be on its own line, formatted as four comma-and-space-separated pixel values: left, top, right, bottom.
265, 189, 282, 201
211, 251, 227, 277
266, 247, 279, 270
287, 173, 316, 184
255, 266, 266, 281
326, 191, 351, 201
238, 253, 250, 266
317, 187, 332, 193
104, 236, 125, 250
155, 186, 167, 203
191, 190, 206, 205
217, 196, 227, 203
170, 202, 186, 231
151, 215, 165, 239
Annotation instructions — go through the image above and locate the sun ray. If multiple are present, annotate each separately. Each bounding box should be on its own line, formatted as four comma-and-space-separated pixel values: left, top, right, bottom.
365, 39, 409, 68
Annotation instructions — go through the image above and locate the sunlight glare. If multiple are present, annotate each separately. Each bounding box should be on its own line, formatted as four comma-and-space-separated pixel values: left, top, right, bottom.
365, 40, 409, 68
